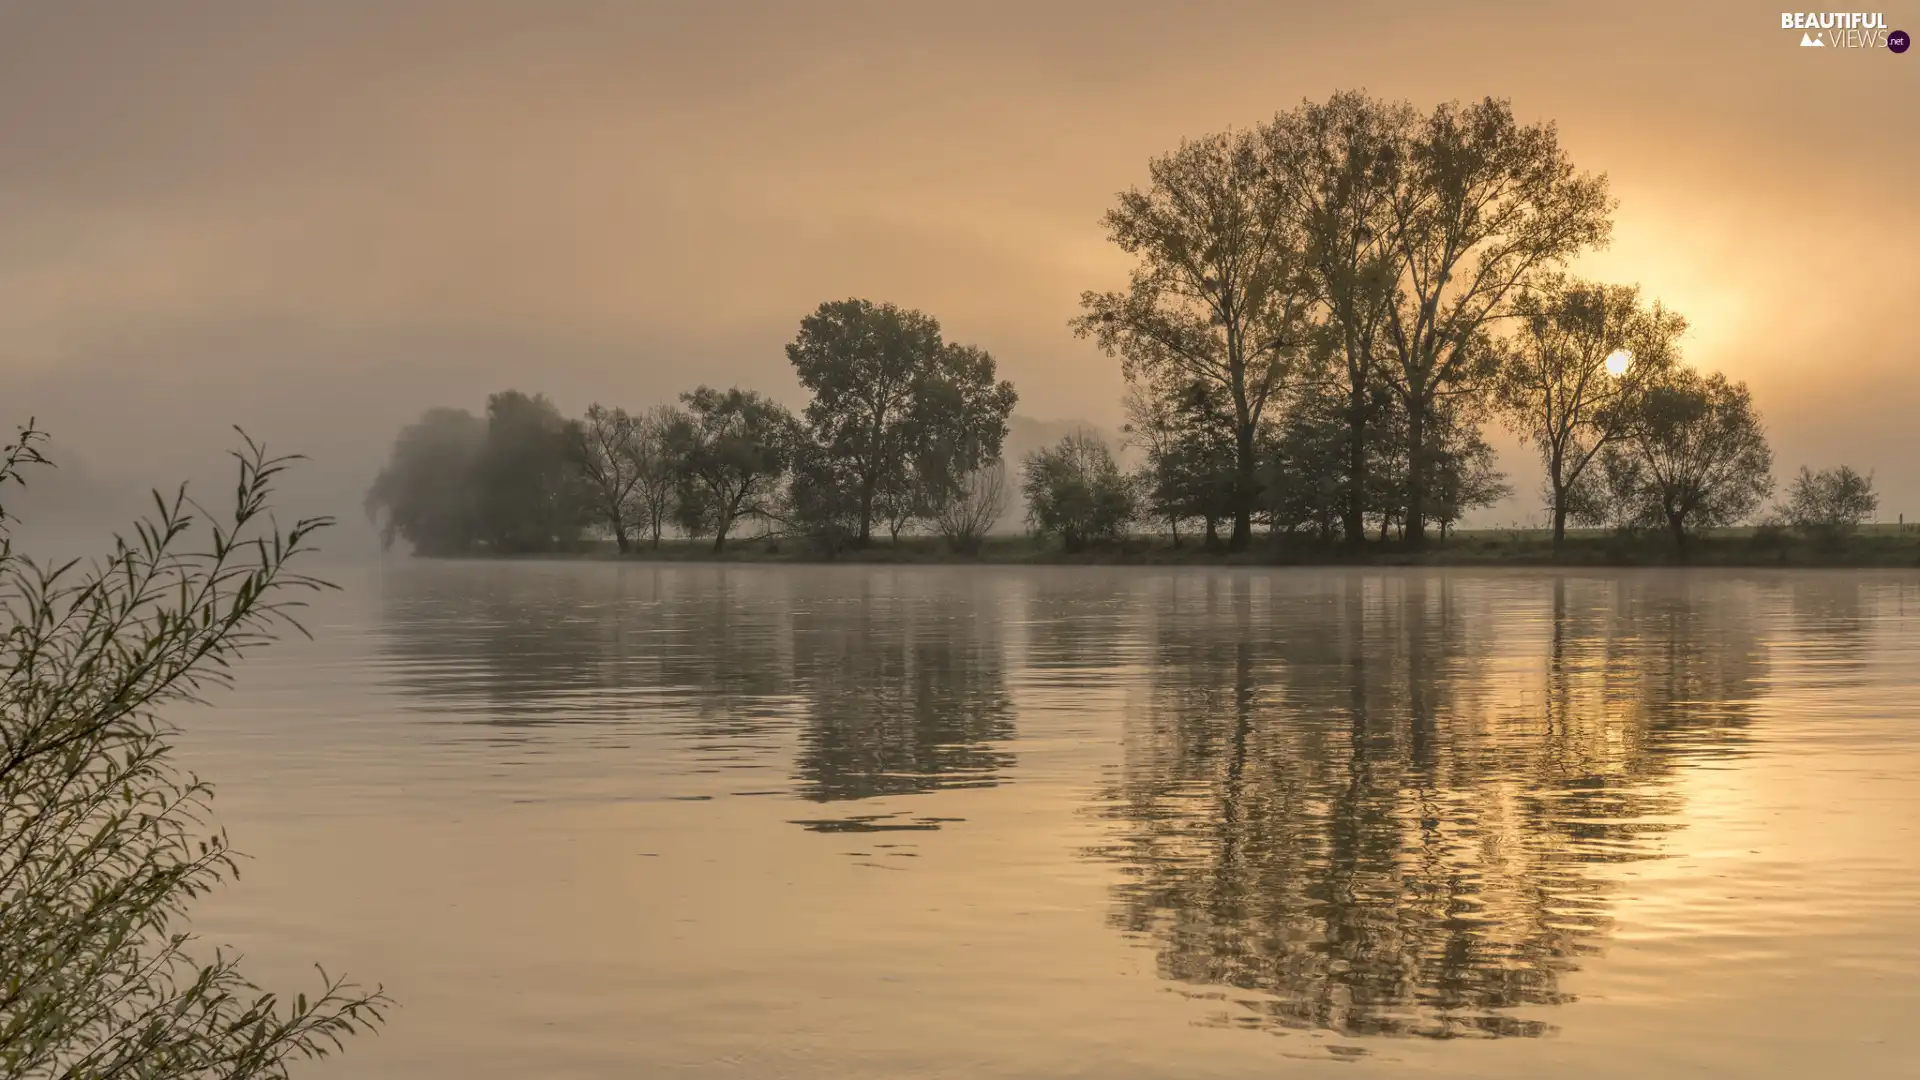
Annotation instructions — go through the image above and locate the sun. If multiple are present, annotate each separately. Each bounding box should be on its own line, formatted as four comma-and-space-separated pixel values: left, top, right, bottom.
1605, 349, 1632, 377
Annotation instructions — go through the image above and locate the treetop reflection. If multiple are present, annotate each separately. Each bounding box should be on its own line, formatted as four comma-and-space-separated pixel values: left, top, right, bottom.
373, 565, 1801, 1040
1088, 573, 1767, 1039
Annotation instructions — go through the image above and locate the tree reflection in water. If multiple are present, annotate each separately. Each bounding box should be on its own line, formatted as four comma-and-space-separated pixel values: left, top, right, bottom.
374, 564, 1020, 820
1088, 572, 1766, 1040
789, 575, 1015, 801
375, 563, 1788, 1036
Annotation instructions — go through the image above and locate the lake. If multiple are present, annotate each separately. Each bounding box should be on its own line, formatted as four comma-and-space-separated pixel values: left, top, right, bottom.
184, 562, 1920, 1078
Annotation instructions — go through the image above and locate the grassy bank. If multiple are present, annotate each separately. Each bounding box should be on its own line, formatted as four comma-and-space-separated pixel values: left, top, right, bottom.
541, 525, 1920, 569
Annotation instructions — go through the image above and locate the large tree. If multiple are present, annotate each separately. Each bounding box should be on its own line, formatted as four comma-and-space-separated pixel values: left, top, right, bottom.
1265, 91, 1412, 548
910, 342, 1018, 517
567, 403, 645, 553
630, 404, 682, 550
1375, 97, 1614, 543
1598, 368, 1773, 552
1075, 129, 1314, 550
785, 299, 939, 544
786, 301, 1014, 544
475, 391, 592, 554
1495, 276, 1685, 548
668, 386, 796, 553
364, 407, 485, 554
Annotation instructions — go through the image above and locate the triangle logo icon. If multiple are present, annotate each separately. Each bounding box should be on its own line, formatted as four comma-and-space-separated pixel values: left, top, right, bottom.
1801, 31, 1825, 46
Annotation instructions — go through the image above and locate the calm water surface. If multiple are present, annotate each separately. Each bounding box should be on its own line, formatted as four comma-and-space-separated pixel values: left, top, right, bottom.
184, 563, 1920, 1078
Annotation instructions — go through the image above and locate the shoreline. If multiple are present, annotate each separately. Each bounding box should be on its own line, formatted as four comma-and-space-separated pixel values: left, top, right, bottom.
406, 529, 1920, 570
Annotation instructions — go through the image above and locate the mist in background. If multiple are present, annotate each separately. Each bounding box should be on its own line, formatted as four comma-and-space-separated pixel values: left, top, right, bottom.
3, 1, 1913, 556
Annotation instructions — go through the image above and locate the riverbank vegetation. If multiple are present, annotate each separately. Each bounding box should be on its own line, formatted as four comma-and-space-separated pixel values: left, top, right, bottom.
496, 524, 1920, 569
2, 423, 387, 1076
365, 92, 1892, 566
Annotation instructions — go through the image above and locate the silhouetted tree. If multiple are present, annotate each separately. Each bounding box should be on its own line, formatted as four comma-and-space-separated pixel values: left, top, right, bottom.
1074, 129, 1314, 550
927, 459, 1008, 554
1265, 91, 1411, 547
785, 299, 942, 544
1374, 97, 1613, 543
1598, 368, 1773, 551
568, 403, 645, 553
1124, 379, 1237, 548
475, 391, 592, 553
364, 406, 485, 554
1425, 406, 1511, 540
1259, 383, 1349, 540
631, 404, 682, 550
1021, 431, 1136, 551
1496, 276, 1685, 548
1780, 465, 1877, 542
785, 300, 1016, 545
668, 386, 797, 552
783, 438, 865, 555
909, 341, 1018, 535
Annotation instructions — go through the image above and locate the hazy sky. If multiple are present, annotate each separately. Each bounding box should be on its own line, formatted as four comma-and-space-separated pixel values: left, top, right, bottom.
1, 0, 1914, 537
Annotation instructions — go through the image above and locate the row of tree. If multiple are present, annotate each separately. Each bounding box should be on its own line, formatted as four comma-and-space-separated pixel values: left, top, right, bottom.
365, 300, 1019, 554
370, 92, 1879, 559
1016, 407, 1874, 556
1073, 91, 1797, 552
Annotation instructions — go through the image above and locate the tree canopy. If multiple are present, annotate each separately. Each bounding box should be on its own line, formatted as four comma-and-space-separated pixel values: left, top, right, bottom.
785, 299, 1016, 545
1496, 275, 1685, 546
1597, 368, 1774, 551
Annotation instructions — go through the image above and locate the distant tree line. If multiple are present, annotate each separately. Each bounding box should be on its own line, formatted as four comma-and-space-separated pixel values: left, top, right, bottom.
369, 92, 1881, 559
365, 300, 1019, 555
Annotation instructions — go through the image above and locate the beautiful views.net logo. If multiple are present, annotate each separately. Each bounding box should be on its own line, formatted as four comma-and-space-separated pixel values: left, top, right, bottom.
1781, 11, 1910, 51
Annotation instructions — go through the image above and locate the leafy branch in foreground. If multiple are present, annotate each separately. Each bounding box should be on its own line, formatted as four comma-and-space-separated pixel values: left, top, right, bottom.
1, 423, 388, 1079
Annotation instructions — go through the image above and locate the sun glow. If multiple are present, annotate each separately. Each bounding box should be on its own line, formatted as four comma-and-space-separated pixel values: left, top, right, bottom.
1605, 349, 1632, 377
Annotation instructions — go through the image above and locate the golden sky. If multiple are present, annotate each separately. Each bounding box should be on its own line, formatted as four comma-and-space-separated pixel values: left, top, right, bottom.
0, 1, 1914, 528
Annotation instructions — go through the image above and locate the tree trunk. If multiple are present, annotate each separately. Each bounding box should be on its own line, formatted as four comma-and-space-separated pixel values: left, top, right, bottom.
858, 483, 873, 546
1404, 400, 1428, 545
1230, 425, 1256, 551
1668, 510, 1687, 556
713, 494, 736, 553
613, 524, 630, 554
1205, 516, 1221, 550
1344, 382, 1368, 549
1169, 516, 1181, 550
1549, 447, 1568, 551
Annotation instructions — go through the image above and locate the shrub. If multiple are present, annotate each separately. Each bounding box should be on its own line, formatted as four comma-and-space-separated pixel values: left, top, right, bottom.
929, 460, 1008, 555
1020, 431, 1136, 551
2, 423, 388, 1078
1781, 465, 1877, 542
